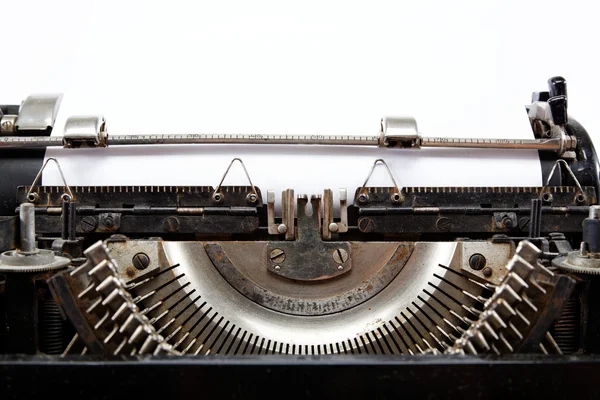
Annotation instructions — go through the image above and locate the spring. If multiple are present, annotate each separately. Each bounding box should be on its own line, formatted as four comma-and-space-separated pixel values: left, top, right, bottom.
550, 294, 581, 354
39, 297, 64, 354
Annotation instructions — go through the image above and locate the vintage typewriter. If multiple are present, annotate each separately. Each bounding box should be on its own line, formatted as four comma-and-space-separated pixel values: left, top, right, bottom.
0, 77, 599, 397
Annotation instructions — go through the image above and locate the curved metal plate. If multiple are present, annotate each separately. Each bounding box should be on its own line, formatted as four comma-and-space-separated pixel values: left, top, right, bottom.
206, 242, 414, 316
120, 241, 493, 355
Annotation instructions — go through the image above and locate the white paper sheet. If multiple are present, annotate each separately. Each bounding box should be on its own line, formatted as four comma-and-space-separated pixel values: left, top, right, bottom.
36, 0, 548, 198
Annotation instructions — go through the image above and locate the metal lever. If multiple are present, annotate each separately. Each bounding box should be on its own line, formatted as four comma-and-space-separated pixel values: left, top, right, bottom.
267, 189, 295, 240
323, 189, 349, 240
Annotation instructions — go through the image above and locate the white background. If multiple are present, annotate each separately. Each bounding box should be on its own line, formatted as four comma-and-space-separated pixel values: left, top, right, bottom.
2, 0, 599, 201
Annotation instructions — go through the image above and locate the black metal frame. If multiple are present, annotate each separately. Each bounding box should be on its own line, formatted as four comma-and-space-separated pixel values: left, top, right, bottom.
1, 354, 599, 399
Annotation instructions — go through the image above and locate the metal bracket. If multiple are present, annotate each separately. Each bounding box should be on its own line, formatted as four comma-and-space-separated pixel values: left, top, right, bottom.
357, 159, 403, 204
15, 94, 63, 133
268, 188, 349, 241
267, 195, 351, 281
213, 158, 259, 205
267, 189, 295, 240
323, 189, 349, 240
540, 159, 587, 203
63, 116, 107, 148
25, 158, 74, 203
380, 116, 420, 148
456, 241, 514, 286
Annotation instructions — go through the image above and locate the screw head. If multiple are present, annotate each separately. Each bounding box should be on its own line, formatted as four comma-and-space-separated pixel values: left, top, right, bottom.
1, 120, 13, 131
338, 265, 344, 271
270, 248, 286, 264
483, 267, 493, 277
163, 216, 180, 232
27, 193, 39, 203
80, 216, 98, 233
241, 217, 259, 233
246, 193, 258, 204
358, 217, 375, 233
518, 217, 530, 231
274, 265, 281, 271
213, 193, 224, 203
542, 192, 553, 203
103, 216, 115, 229
501, 215, 514, 229
329, 223, 339, 233
469, 253, 486, 271
132, 252, 150, 270
358, 193, 369, 204
436, 217, 451, 232
332, 248, 349, 264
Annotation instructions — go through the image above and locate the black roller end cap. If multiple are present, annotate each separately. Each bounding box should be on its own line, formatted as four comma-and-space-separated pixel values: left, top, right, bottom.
548, 76, 567, 98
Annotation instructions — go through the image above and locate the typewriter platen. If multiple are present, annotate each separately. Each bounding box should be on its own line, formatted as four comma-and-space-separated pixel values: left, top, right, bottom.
1, 77, 599, 397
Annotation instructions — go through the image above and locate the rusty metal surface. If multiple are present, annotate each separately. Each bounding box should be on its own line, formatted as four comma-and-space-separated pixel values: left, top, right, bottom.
0, 216, 16, 253
100, 240, 494, 355
51, 238, 565, 357
207, 242, 414, 316
266, 195, 351, 281
455, 241, 514, 285
447, 241, 576, 355
106, 240, 165, 283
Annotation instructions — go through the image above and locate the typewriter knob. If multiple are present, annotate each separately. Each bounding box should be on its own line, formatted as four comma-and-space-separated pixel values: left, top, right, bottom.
547, 76, 568, 126
548, 76, 567, 98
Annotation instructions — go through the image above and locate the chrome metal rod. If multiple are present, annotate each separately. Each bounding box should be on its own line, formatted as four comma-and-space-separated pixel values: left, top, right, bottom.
0, 133, 564, 151
106, 134, 379, 146
420, 137, 563, 151
0, 136, 62, 148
